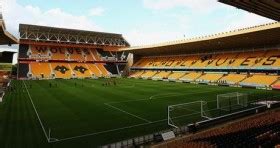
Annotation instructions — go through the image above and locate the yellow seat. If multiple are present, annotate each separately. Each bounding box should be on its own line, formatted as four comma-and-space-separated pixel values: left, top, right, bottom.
30, 63, 51, 78
241, 74, 278, 86
51, 63, 72, 79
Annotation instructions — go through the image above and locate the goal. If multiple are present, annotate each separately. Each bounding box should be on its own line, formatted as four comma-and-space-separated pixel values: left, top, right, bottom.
217, 92, 248, 111
167, 101, 211, 128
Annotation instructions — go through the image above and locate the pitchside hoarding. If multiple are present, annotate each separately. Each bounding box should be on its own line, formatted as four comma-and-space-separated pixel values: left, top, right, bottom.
0, 63, 12, 71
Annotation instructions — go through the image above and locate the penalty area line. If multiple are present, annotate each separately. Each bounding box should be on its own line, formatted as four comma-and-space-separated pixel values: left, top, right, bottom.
104, 103, 152, 123
50, 110, 206, 143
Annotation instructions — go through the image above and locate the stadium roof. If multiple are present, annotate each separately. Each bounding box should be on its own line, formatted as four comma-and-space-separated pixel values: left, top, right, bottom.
123, 22, 280, 56
19, 24, 130, 47
219, 0, 280, 21
0, 14, 18, 45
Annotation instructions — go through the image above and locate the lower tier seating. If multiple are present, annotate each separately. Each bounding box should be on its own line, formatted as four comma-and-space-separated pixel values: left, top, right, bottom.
69, 63, 92, 78
168, 72, 187, 80
154, 110, 280, 148
141, 71, 158, 79
129, 70, 279, 88
129, 71, 144, 78
240, 74, 279, 87
219, 73, 247, 85
29, 62, 110, 79
87, 64, 102, 77
51, 63, 72, 78
179, 72, 202, 82
152, 71, 171, 79
30, 63, 51, 78
196, 73, 224, 83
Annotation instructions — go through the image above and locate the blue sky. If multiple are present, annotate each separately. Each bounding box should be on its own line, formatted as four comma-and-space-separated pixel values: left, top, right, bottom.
2, 0, 274, 47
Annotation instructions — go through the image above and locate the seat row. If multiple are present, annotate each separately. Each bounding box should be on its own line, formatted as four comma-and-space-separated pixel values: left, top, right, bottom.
129, 71, 279, 87
29, 62, 109, 79
133, 50, 280, 69
154, 110, 280, 148
28, 46, 102, 61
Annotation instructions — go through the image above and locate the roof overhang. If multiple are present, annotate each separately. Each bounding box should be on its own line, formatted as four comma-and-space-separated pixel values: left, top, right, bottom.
123, 22, 280, 56
219, 0, 280, 21
19, 24, 130, 48
0, 20, 18, 45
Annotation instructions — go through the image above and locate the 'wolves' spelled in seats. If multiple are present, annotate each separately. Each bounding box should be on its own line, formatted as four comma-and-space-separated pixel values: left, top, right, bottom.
54, 65, 69, 74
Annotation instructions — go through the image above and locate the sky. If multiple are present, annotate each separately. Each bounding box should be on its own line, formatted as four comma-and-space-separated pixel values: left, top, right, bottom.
0, 0, 275, 54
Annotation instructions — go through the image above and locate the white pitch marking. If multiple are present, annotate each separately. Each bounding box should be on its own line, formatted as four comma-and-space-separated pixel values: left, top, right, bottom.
104, 103, 152, 123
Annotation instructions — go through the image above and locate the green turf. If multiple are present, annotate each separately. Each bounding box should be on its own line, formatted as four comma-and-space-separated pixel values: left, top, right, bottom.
1, 78, 279, 148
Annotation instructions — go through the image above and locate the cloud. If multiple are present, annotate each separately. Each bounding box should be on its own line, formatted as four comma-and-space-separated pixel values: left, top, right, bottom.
124, 23, 187, 46
223, 13, 274, 31
2, 0, 102, 38
143, 0, 222, 12
89, 7, 105, 16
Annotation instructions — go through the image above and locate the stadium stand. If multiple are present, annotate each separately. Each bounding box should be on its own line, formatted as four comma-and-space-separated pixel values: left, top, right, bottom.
152, 71, 171, 80
131, 50, 280, 69
196, 73, 224, 83
51, 63, 72, 79
168, 72, 187, 81
129, 71, 144, 78
87, 64, 102, 77
129, 49, 280, 88
218, 73, 247, 85
69, 63, 92, 78
18, 24, 130, 79
30, 62, 51, 79
240, 74, 279, 87
140, 71, 158, 79
126, 22, 280, 90
154, 110, 280, 148
179, 72, 202, 82
50, 47, 67, 60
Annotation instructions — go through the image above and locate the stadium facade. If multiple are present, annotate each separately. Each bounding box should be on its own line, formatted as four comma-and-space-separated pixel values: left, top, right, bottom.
17, 24, 130, 79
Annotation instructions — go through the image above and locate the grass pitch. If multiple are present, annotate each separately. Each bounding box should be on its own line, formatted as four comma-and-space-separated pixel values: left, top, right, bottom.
1, 78, 279, 148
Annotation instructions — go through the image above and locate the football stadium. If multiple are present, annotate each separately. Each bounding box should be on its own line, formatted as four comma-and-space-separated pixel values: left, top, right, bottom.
1, 0, 280, 148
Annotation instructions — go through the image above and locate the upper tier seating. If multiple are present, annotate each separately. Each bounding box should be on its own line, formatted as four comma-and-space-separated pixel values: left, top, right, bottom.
49, 47, 67, 60
68, 49, 85, 61
133, 50, 280, 69
29, 46, 104, 61
30, 46, 49, 58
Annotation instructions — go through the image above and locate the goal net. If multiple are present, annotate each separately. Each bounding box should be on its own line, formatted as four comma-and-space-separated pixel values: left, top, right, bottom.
217, 92, 248, 111
168, 101, 211, 128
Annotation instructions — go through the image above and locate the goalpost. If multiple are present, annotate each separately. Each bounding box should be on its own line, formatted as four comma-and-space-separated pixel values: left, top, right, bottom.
167, 101, 211, 128
217, 92, 248, 111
